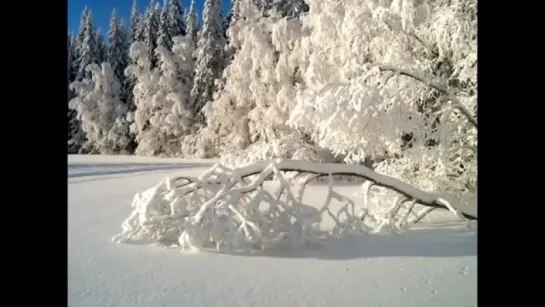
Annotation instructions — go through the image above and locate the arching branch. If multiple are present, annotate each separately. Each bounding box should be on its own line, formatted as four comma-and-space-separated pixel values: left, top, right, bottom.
376, 64, 477, 128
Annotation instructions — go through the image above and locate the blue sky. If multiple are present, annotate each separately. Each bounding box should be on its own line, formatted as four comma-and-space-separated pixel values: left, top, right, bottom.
68, 0, 232, 36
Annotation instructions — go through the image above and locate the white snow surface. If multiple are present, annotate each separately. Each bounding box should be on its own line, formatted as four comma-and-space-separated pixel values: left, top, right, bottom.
68, 154, 476, 307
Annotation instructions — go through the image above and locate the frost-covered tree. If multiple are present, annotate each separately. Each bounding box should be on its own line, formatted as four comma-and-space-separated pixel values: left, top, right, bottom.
96, 29, 107, 63
70, 63, 132, 154
108, 10, 128, 82
185, 0, 199, 48
285, 0, 477, 200
119, 19, 134, 110
68, 33, 82, 153
157, 1, 172, 50
75, 7, 99, 80
68, 33, 78, 84
201, 1, 315, 164
224, 0, 242, 65
168, 0, 186, 38
143, 0, 161, 67
108, 10, 131, 107
125, 39, 195, 156
201, 0, 476, 202
130, 0, 145, 42
190, 0, 225, 118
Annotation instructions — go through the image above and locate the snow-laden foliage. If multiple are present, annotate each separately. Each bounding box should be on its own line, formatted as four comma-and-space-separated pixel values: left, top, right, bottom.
69, 63, 132, 154
75, 8, 99, 80
285, 0, 477, 199
68, 33, 83, 153
108, 10, 129, 83
143, 0, 161, 66
126, 39, 195, 156
112, 160, 474, 253
157, 1, 172, 50
130, 0, 144, 42
195, 0, 477, 201
202, 1, 316, 165
185, 0, 199, 47
96, 29, 107, 63
68, 0, 477, 206
168, 0, 187, 38
253, 0, 309, 18
190, 0, 225, 117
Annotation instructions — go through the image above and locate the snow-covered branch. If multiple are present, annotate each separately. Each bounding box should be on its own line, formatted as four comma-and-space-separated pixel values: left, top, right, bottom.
112, 159, 476, 254
376, 64, 477, 128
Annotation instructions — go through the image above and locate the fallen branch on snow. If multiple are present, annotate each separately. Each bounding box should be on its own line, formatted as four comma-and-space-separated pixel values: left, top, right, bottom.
112, 159, 477, 254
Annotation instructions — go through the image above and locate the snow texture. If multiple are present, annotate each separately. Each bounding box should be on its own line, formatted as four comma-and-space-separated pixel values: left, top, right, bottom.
69, 154, 476, 307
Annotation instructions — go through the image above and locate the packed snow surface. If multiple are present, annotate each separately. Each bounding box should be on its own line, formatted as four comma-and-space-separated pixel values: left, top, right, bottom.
68, 155, 476, 307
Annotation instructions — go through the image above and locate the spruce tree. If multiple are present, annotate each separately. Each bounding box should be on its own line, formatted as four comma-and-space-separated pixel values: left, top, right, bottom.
75, 8, 99, 80
96, 28, 107, 63
108, 10, 129, 86
130, 0, 144, 42
157, 1, 172, 50
185, 0, 199, 47
168, 0, 186, 38
143, 0, 160, 67
190, 0, 225, 118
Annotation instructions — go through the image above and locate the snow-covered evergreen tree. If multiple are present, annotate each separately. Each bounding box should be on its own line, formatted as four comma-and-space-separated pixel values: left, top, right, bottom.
108, 9, 131, 108
127, 0, 146, 113
70, 63, 132, 154
130, 0, 145, 42
157, 1, 172, 50
224, 0, 242, 65
125, 40, 194, 156
68, 33, 78, 84
143, 0, 161, 67
75, 7, 99, 80
96, 29, 107, 63
68, 32, 82, 153
168, 0, 186, 38
185, 0, 199, 47
190, 0, 225, 119
108, 10, 126, 80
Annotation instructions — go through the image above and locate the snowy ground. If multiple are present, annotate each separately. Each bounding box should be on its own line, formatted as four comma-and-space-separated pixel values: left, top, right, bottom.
68, 155, 477, 307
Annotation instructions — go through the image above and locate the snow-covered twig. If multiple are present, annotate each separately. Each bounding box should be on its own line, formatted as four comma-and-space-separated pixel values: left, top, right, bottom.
112, 159, 476, 254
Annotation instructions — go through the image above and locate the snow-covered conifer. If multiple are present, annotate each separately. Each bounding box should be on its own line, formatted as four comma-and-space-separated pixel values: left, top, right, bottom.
108, 10, 131, 107
108, 10, 128, 82
130, 0, 145, 42
68, 33, 78, 84
168, 0, 186, 38
185, 0, 199, 47
190, 0, 225, 118
143, 0, 161, 67
75, 8, 99, 80
157, 1, 172, 50
96, 29, 107, 63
